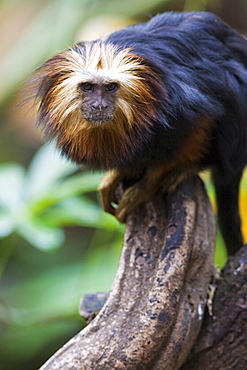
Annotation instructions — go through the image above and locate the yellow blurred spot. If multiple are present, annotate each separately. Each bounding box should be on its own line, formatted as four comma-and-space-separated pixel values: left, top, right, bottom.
240, 193, 247, 243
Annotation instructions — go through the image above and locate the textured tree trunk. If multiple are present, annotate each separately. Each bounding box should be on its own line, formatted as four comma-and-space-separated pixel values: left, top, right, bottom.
181, 244, 247, 370
39, 176, 247, 370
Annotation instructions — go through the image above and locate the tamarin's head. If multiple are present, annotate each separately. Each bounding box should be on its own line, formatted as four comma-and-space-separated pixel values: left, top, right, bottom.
25, 42, 162, 169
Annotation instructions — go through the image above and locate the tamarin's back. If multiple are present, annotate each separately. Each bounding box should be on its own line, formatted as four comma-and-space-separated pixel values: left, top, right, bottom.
104, 12, 247, 180
109, 12, 247, 67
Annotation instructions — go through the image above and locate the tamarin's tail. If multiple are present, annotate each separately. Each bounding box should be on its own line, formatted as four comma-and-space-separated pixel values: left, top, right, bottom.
213, 169, 243, 255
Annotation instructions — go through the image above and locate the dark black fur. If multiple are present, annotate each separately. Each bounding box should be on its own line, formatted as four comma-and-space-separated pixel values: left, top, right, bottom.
104, 12, 247, 255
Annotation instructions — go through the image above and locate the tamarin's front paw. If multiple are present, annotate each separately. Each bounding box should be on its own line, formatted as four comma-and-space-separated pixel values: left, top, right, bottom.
115, 182, 146, 223
99, 185, 118, 216
98, 170, 124, 216
98, 170, 149, 223
99, 174, 145, 222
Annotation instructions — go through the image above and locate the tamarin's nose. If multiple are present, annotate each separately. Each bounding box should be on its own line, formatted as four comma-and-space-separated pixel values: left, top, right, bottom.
91, 101, 108, 110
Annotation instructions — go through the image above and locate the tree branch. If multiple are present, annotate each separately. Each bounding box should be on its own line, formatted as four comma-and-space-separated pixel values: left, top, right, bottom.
181, 244, 247, 370
39, 176, 216, 370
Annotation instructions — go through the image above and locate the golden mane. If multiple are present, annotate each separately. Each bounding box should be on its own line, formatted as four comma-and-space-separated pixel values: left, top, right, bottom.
25, 42, 162, 168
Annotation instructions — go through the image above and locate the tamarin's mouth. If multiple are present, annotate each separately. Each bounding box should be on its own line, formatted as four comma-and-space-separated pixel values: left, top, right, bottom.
82, 111, 114, 125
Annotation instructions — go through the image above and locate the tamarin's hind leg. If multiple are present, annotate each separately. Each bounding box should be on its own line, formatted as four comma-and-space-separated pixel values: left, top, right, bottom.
213, 169, 243, 256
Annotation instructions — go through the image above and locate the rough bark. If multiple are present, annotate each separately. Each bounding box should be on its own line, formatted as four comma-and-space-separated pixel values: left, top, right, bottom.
181, 244, 247, 370
39, 176, 216, 370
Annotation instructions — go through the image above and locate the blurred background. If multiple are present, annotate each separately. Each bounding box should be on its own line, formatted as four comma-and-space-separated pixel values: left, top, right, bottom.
0, 0, 247, 369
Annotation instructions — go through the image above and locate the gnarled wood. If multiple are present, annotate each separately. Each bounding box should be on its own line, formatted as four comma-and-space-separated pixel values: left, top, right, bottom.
39, 176, 215, 370
181, 244, 247, 370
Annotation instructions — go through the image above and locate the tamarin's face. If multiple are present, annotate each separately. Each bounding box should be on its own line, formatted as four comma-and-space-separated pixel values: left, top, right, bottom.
25, 42, 161, 169
79, 80, 118, 124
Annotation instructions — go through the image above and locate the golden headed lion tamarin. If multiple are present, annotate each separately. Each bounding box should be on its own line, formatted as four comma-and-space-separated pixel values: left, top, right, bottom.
24, 11, 247, 255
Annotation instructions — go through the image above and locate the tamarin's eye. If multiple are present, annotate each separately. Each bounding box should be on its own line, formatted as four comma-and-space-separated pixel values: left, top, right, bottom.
106, 82, 118, 92
80, 82, 93, 91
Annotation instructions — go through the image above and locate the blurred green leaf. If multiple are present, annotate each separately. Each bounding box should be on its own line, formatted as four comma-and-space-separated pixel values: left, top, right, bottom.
17, 216, 65, 251
0, 141, 123, 256
0, 238, 121, 362
0, 163, 25, 209
89, 0, 167, 17
0, 144, 109, 250
0, 212, 14, 237
24, 143, 77, 200
42, 197, 120, 229
183, 0, 208, 11
0, 321, 81, 365
29, 171, 103, 214
2, 245, 120, 326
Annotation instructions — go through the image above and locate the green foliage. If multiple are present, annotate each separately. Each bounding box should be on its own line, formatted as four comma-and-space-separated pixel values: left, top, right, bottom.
0, 146, 123, 369
0, 239, 121, 366
0, 144, 119, 251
